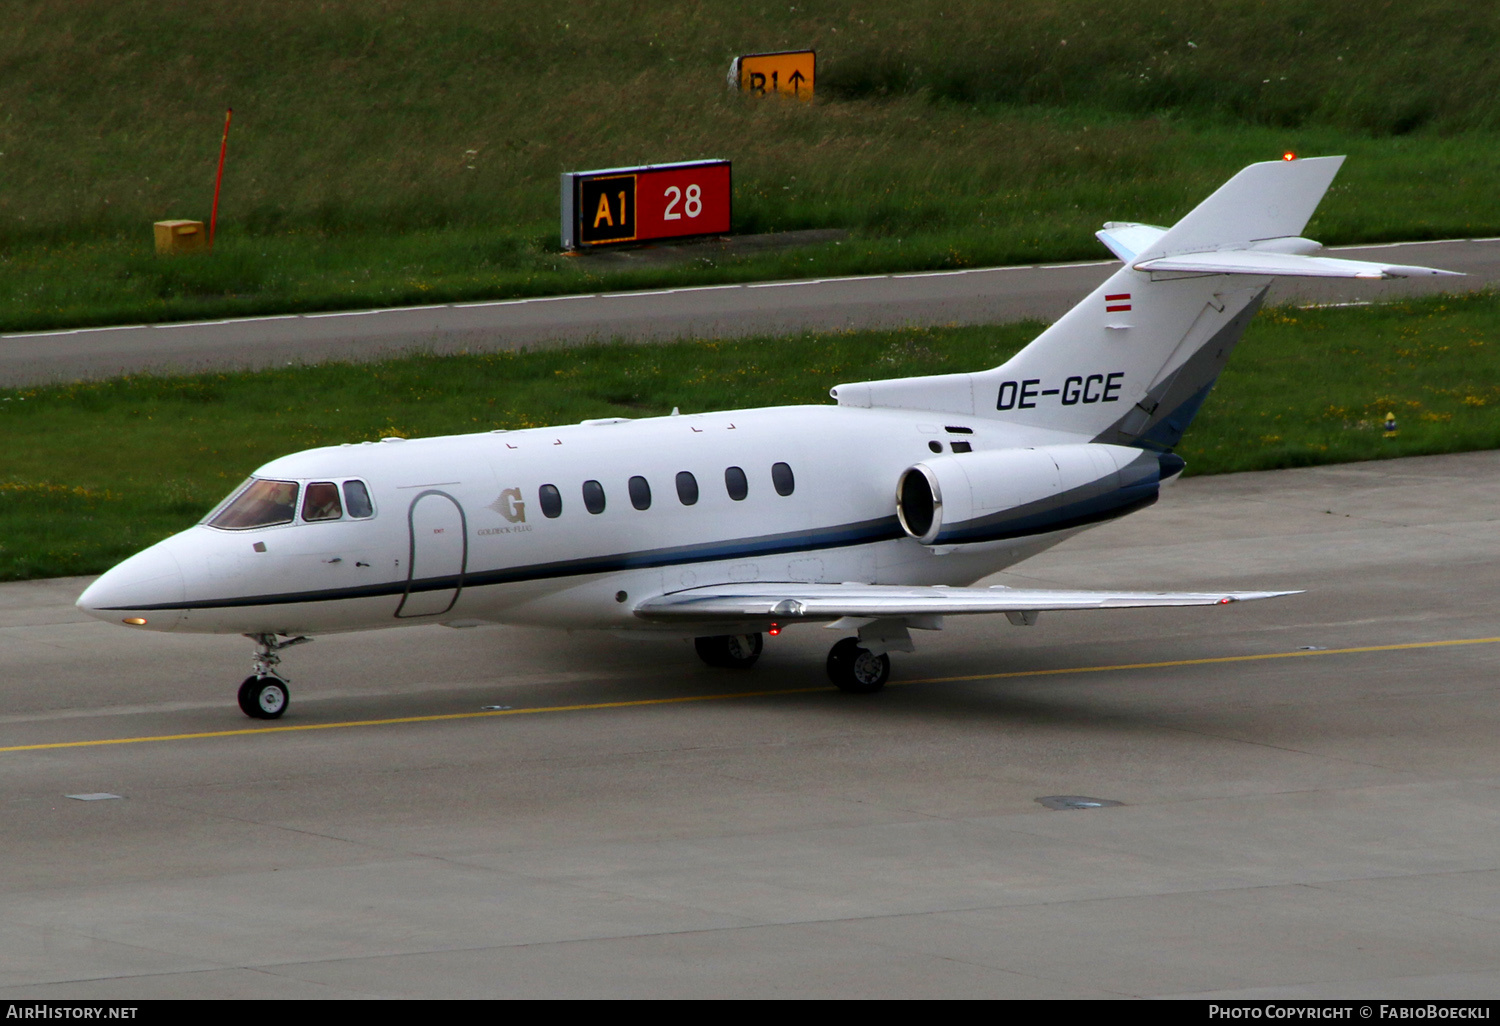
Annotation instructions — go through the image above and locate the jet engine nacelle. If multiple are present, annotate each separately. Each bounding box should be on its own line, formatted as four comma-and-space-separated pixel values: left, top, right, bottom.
895, 443, 1175, 546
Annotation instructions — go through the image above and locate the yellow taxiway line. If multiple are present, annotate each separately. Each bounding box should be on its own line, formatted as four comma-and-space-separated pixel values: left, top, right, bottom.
4, 635, 1497, 754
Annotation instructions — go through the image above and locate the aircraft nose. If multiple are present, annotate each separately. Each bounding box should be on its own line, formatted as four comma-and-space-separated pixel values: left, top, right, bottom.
76, 542, 187, 630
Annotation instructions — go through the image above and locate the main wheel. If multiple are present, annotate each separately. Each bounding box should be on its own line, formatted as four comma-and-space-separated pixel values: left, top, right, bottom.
826, 638, 890, 694
694, 633, 764, 669
237, 675, 289, 719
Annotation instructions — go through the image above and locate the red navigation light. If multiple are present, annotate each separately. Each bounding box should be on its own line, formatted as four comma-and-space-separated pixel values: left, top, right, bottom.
1282, 151, 1297, 161
768, 623, 781, 636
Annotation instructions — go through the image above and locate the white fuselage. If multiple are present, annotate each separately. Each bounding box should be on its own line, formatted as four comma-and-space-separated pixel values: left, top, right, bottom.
76, 404, 1131, 639
77, 157, 1438, 673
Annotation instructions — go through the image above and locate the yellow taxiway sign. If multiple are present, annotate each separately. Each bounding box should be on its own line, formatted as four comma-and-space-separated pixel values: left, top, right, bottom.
731, 50, 815, 100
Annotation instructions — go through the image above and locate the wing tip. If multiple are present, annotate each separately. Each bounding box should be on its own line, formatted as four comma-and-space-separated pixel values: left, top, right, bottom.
1224, 589, 1305, 603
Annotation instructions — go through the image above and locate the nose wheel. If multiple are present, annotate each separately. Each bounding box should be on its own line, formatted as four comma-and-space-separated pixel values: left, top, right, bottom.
238, 675, 289, 719
827, 637, 890, 694
238, 633, 311, 719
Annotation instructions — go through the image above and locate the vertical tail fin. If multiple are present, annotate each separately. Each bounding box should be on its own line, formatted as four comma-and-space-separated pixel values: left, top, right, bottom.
832, 156, 1349, 448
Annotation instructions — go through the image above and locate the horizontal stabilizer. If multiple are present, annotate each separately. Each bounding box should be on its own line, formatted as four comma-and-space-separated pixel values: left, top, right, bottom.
1134, 250, 1461, 280
1096, 222, 1168, 262
634, 582, 1299, 622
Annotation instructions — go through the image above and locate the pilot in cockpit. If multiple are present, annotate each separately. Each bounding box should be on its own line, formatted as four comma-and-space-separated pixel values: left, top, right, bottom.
301, 482, 343, 522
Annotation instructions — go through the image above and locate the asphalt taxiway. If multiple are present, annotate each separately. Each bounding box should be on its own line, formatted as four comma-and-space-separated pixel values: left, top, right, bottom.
2, 450, 1498, 998
2, 238, 1496, 386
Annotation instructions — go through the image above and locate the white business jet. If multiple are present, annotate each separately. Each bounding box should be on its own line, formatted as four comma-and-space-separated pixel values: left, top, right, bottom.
77, 156, 1458, 719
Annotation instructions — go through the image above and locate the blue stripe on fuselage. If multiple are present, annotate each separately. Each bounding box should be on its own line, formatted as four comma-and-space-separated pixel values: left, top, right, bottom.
103, 476, 1159, 613
101, 515, 907, 612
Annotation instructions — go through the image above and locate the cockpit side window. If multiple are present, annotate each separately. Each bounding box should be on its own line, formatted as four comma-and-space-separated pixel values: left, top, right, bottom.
208, 479, 300, 530
343, 480, 374, 519
302, 482, 343, 522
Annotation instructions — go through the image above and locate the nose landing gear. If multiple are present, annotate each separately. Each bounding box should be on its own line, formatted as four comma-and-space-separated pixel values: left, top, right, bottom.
238, 633, 311, 719
238, 675, 289, 719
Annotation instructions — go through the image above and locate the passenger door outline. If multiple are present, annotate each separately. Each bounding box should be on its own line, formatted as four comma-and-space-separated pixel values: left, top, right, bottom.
395, 490, 468, 618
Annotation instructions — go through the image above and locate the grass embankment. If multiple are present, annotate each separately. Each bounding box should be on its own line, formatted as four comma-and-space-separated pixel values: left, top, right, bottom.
2, 2, 1499, 330
2, 292, 1496, 581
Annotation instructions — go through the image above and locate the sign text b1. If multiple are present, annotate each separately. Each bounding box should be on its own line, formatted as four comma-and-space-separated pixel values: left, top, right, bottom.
729, 50, 815, 100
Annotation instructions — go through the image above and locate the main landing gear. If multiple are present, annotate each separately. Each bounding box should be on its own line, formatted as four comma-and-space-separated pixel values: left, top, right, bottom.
693, 630, 894, 694
238, 633, 311, 719
694, 633, 763, 669
825, 637, 890, 694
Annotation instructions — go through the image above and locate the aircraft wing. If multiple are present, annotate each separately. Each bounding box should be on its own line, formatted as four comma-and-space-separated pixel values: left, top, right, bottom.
633, 583, 1298, 622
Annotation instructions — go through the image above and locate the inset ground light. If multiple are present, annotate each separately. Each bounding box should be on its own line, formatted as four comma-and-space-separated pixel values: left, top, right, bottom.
1035, 795, 1123, 810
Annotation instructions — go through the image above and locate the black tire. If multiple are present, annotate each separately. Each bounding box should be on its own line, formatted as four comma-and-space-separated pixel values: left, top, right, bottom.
826, 638, 890, 694
237, 675, 289, 719
694, 633, 764, 669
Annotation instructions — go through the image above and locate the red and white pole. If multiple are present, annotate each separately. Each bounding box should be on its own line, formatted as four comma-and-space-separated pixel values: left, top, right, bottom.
210, 108, 233, 252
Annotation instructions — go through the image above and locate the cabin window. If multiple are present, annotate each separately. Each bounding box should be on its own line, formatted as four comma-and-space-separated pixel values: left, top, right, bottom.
772, 462, 795, 496
208, 479, 300, 530
725, 466, 748, 501
675, 471, 699, 506
302, 482, 343, 522
628, 475, 651, 511
539, 484, 563, 519
582, 479, 606, 514
343, 480, 374, 518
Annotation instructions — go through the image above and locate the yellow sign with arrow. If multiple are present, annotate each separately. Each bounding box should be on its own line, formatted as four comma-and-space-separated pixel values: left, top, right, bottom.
730, 50, 815, 100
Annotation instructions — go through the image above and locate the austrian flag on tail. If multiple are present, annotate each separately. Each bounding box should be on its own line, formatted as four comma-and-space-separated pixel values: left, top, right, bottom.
1106, 293, 1132, 312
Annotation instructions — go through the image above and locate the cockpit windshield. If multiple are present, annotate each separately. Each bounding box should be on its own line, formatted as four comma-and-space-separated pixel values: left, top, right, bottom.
208, 479, 300, 530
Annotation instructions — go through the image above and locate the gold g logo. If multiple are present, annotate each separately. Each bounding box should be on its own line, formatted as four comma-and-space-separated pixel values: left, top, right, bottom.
491, 487, 526, 523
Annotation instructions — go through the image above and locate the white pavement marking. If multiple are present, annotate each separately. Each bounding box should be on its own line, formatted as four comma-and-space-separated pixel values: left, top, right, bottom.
0, 257, 1124, 342
2, 238, 1493, 344
0, 240, 1487, 344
